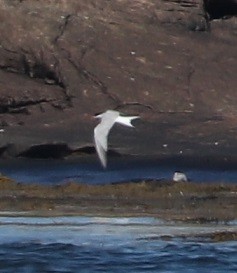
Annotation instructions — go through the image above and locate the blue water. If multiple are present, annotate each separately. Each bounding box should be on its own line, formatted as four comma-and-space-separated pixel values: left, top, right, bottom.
0, 216, 236, 273
0, 157, 236, 184
0, 158, 236, 272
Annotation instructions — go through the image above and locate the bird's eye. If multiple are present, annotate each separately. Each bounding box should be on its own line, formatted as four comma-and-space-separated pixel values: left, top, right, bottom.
94, 112, 101, 116
94, 112, 103, 118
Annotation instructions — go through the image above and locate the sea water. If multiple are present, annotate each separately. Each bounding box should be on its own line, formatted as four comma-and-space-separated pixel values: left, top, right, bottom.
0, 158, 236, 272
0, 216, 236, 273
0, 157, 236, 184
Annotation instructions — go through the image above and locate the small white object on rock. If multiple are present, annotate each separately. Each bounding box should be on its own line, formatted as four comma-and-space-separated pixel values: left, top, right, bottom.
172, 171, 188, 182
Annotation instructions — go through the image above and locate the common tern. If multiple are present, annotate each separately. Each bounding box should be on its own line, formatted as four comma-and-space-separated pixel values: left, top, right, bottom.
172, 171, 188, 182
94, 110, 139, 168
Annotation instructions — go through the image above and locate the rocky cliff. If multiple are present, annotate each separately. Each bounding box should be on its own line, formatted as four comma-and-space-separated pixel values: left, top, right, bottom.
0, 0, 236, 159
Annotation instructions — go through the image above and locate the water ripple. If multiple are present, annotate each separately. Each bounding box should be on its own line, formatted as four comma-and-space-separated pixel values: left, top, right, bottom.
0, 217, 236, 272
0, 241, 236, 273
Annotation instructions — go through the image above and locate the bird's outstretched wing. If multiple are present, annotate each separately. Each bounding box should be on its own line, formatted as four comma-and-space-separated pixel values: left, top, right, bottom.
94, 111, 119, 168
115, 115, 140, 127
94, 131, 107, 168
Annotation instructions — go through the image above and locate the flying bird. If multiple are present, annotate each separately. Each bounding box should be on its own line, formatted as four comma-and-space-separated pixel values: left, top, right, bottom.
94, 110, 139, 168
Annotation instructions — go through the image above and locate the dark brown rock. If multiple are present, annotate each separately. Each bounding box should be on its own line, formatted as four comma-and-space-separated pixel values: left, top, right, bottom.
0, 0, 236, 159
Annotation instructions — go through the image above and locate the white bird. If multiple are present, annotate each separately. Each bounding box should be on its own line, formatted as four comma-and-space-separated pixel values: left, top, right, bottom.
172, 171, 188, 182
94, 110, 139, 168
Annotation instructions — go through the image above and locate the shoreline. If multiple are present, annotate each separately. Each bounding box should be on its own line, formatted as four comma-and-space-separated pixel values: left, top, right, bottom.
0, 176, 236, 222
0, 174, 236, 242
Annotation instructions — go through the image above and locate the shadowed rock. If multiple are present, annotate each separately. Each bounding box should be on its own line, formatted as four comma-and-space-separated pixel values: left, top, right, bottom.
204, 0, 237, 19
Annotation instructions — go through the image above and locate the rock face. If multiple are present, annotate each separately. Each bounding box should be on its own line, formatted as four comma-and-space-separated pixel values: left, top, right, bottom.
0, 0, 236, 159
